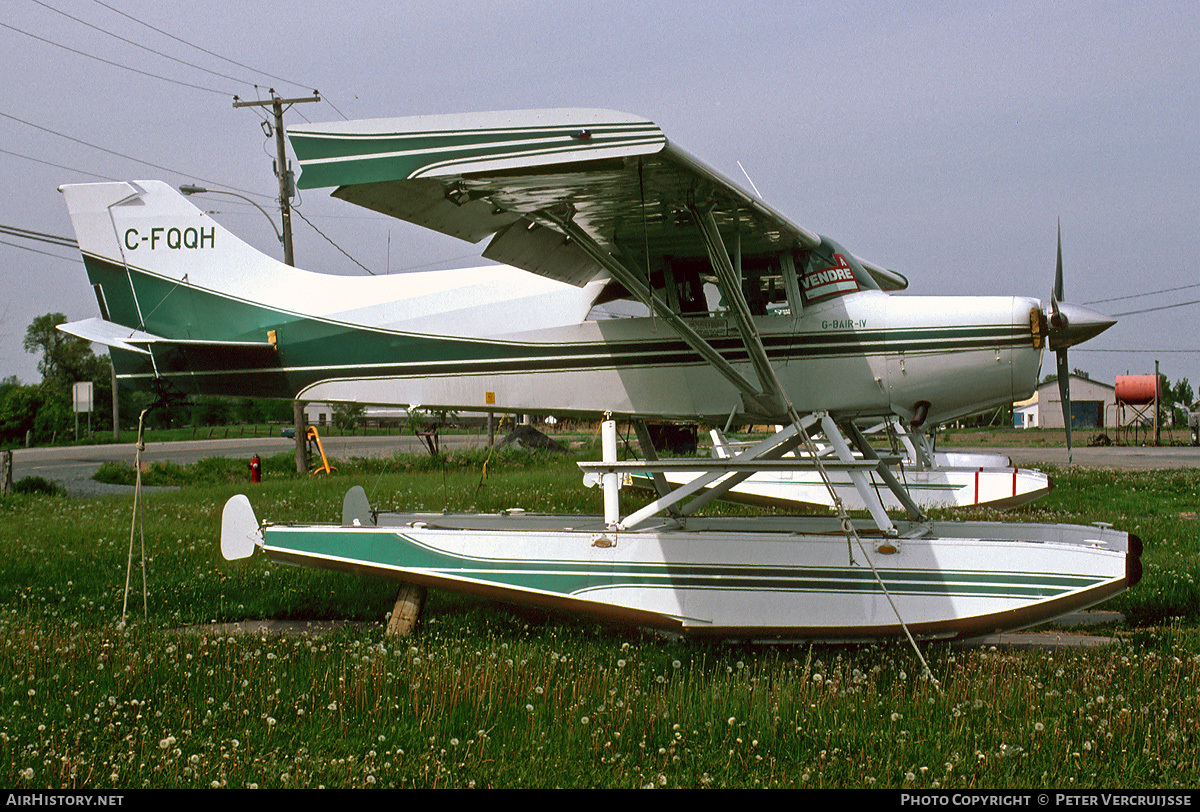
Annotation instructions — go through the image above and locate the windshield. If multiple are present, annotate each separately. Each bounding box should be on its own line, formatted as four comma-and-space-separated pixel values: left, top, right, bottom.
797, 238, 878, 304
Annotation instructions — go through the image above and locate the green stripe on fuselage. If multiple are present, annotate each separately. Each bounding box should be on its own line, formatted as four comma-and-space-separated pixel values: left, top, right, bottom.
88, 254, 1027, 397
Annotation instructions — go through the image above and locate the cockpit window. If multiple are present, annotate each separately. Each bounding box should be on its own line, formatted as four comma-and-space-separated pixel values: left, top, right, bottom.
796, 238, 878, 305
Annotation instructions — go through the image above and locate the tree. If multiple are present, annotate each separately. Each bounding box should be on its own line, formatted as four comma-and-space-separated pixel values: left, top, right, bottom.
19, 313, 112, 441
0, 382, 42, 445
23, 313, 103, 391
1165, 376, 1195, 427
333, 402, 366, 431
1174, 377, 1195, 408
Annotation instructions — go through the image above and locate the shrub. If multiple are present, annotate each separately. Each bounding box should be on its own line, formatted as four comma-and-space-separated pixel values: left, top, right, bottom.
11, 476, 66, 496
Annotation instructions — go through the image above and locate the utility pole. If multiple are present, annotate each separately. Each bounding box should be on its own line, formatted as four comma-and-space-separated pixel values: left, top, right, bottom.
1155, 359, 1161, 446
111, 363, 119, 441
233, 90, 320, 472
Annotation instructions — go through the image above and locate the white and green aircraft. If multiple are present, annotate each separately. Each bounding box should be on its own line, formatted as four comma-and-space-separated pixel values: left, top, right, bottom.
60, 108, 1137, 640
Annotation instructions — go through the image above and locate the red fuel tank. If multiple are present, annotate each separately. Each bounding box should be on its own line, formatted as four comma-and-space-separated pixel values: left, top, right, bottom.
1115, 375, 1160, 405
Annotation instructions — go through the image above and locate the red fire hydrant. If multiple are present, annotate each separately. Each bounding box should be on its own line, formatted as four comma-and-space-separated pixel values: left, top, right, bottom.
249, 454, 262, 483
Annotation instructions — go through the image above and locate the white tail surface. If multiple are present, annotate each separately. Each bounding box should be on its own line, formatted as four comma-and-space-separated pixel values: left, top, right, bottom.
221, 494, 262, 560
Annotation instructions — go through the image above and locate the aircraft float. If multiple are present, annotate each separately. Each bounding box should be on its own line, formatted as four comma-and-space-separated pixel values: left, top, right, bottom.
628, 420, 1052, 512
58, 108, 1138, 640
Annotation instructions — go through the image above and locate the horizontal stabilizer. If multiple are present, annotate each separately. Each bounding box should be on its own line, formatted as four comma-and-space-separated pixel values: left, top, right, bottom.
59, 317, 280, 372
57, 317, 157, 355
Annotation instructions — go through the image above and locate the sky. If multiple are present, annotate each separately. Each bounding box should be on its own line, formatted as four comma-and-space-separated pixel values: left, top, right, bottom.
2, 0, 1198, 397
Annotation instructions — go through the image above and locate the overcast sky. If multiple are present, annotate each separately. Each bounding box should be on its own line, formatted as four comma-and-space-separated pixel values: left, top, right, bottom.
3, 1, 1198, 397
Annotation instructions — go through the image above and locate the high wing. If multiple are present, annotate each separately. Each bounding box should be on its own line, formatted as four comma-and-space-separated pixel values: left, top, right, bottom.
288, 108, 908, 293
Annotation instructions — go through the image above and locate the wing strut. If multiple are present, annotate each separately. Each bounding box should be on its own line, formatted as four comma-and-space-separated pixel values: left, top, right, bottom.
692, 204, 787, 416
542, 210, 771, 413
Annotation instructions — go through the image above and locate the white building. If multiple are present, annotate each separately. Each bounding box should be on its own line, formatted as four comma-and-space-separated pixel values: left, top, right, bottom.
1016, 375, 1117, 429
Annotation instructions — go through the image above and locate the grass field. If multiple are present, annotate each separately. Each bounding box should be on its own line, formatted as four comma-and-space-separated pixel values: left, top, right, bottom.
2, 448, 1198, 788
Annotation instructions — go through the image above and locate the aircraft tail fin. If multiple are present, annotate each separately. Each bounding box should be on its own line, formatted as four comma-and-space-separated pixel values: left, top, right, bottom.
58, 180, 289, 340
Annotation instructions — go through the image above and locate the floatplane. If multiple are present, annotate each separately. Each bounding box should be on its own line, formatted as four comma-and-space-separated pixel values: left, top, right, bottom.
58, 108, 1139, 641
627, 420, 1052, 512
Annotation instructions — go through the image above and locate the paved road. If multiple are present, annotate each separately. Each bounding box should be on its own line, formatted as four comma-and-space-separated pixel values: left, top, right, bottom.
13, 431, 1198, 497
957, 444, 1200, 469
10, 433, 485, 497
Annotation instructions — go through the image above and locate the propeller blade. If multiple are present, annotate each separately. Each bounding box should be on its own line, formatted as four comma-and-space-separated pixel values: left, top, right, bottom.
1054, 219, 1064, 304
1057, 350, 1073, 465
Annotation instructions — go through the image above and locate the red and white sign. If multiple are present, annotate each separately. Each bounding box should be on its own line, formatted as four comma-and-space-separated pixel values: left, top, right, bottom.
801, 254, 860, 302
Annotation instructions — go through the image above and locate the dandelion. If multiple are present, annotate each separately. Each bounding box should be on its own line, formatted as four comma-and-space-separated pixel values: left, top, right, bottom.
20, 768, 33, 781
1035, 722, 1045, 732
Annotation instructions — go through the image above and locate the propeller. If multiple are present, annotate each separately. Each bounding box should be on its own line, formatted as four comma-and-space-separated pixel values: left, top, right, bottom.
1044, 221, 1117, 464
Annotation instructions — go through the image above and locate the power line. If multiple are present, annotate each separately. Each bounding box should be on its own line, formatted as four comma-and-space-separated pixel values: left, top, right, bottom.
0, 21, 230, 96
0, 238, 79, 262
88, 0, 318, 96
1076, 348, 1200, 354
293, 207, 376, 275
0, 147, 118, 181
1112, 299, 1200, 317
0, 110, 273, 201
1086, 282, 1200, 306
0, 224, 77, 248
391, 253, 492, 273
29, 0, 264, 90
